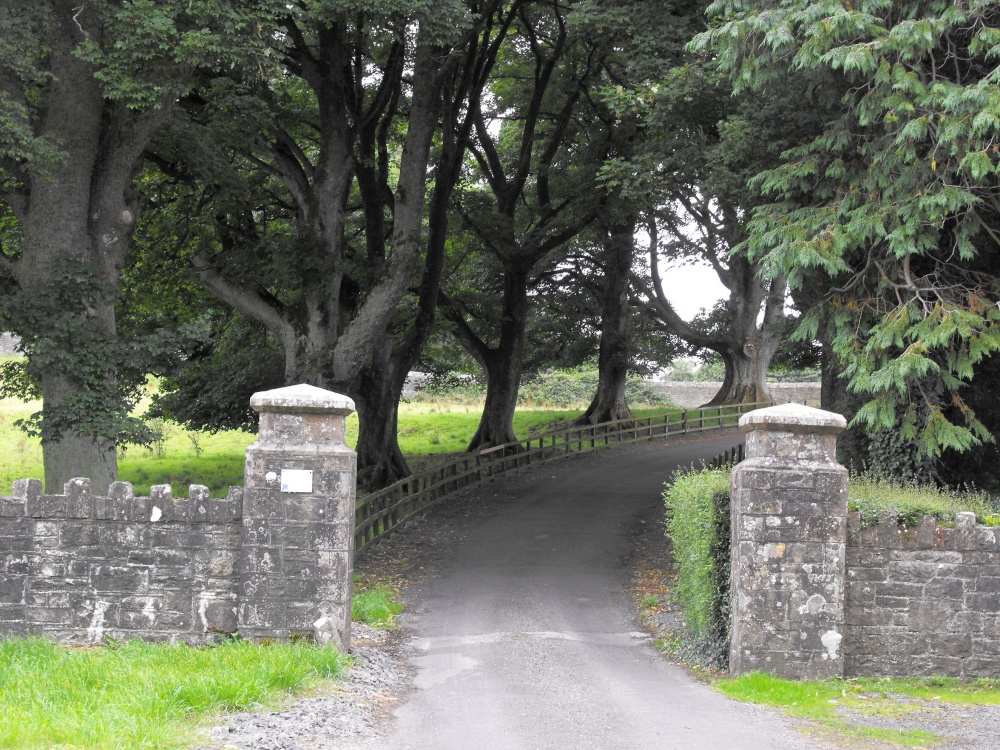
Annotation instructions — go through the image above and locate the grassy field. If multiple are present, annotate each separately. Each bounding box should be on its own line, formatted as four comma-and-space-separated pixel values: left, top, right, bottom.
0, 395, 683, 496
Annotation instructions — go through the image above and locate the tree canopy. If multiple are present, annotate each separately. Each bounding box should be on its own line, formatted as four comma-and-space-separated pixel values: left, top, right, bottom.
4, 0, 999, 490
692, 0, 1000, 457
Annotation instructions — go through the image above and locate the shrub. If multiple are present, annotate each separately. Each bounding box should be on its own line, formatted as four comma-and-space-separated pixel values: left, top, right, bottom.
848, 473, 999, 527
412, 372, 485, 402
663, 467, 732, 667
518, 367, 672, 408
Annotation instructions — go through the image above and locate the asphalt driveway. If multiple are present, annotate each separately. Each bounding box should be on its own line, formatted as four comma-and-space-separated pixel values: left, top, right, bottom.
365, 434, 828, 750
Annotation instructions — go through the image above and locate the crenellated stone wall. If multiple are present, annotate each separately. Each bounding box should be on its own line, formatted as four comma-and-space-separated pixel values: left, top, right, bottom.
0, 479, 242, 642
0, 384, 357, 647
730, 403, 1000, 680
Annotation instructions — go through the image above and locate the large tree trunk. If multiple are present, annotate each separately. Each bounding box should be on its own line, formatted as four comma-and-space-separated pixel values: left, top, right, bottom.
577, 216, 636, 425
703, 343, 774, 406
352, 338, 410, 491
466, 268, 529, 450
15, 9, 125, 493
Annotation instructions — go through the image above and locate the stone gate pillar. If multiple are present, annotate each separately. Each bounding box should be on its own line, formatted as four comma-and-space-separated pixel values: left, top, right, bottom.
238, 384, 356, 648
730, 403, 848, 679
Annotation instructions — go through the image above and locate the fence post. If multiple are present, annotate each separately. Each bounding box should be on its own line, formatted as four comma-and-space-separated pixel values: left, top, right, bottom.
238, 384, 356, 649
730, 403, 848, 680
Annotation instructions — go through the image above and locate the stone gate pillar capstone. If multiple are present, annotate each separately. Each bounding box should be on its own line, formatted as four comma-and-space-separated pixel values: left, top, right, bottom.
730, 403, 848, 679
238, 384, 356, 648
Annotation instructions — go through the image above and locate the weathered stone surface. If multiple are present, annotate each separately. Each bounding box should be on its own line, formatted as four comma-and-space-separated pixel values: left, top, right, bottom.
730, 405, 848, 680
844, 511, 1000, 678
238, 385, 356, 648
0, 480, 244, 643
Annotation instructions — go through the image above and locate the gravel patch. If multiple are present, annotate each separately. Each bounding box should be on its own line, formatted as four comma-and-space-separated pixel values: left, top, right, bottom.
193, 623, 412, 750
834, 698, 1000, 749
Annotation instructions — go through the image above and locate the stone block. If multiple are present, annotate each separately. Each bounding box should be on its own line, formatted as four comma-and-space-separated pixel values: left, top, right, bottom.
243, 488, 283, 520
91, 565, 146, 593
195, 594, 238, 633
130, 495, 150, 522
924, 577, 966, 601
283, 496, 328, 523
276, 576, 320, 601
107, 482, 135, 520
927, 633, 973, 655
163, 530, 213, 550
26, 606, 74, 625
0, 576, 25, 604
59, 522, 101, 547
847, 544, 890, 568
968, 592, 1000, 612
202, 550, 238, 578
155, 548, 192, 567
919, 656, 965, 677
974, 577, 1000, 594
3, 554, 31, 575
974, 527, 999, 550
13, 478, 42, 507
241, 518, 274, 546
242, 547, 281, 574
127, 550, 157, 567
0, 498, 27, 517
309, 523, 354, 550
0, 603, 27, 622
31, 495, 67, 518
910, 600, 959, 631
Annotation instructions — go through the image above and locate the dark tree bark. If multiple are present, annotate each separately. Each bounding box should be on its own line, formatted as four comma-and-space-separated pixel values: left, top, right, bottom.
190, 21, 441, 390
353, 339, 410, 490
3, 3, 170, 492
441, 1, 602, 450
576, 214, 637, 425
351, 7, 515, 487
178, 4, 520, 488
445, 264, 532, 449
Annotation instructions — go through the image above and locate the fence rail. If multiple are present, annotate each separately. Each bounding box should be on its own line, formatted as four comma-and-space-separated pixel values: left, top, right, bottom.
705, 442, 746, 470
354, 400, 768, 560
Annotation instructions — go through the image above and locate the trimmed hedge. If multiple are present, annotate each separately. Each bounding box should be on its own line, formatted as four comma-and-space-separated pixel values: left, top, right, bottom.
414, 367, 673, 408
663, 467, 732, 667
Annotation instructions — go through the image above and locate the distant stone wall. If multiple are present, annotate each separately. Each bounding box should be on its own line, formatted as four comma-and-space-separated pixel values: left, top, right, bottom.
649, 381, 820, 408
0, 333, 20, 356
0, 479, 242, 643
845, 512, 1000, 678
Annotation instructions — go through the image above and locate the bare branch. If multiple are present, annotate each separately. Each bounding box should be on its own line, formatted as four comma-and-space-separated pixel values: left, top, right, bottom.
438, 291, 490, 369
190, 252, 294, 348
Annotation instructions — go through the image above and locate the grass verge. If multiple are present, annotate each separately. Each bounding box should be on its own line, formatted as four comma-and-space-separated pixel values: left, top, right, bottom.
849, 473, 1000, 526
716, 671, 1000, 747
0, 637, 349, 750
351, 578, 404, 629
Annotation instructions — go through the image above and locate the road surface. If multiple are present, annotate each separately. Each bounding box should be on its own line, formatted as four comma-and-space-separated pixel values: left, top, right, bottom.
360, 434, 827, 750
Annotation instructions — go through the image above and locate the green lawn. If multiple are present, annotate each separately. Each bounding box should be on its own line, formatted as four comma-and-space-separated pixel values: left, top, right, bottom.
0, 396, 685, 496
0, 637, 349, 750
717, 671, 1000, 747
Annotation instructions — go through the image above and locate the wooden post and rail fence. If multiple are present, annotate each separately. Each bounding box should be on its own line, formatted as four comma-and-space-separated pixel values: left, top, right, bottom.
353, 400, 769, 560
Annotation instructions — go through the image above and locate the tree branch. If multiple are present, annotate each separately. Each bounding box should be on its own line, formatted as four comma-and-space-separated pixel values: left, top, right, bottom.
438, 291, 490, 369
0, 186, 28, 225
190, 251, 295, 347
